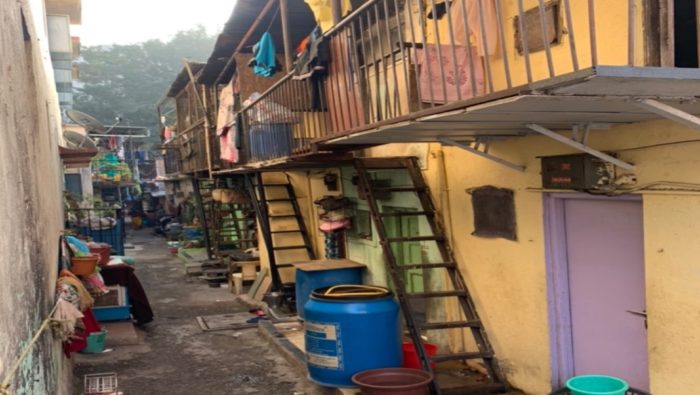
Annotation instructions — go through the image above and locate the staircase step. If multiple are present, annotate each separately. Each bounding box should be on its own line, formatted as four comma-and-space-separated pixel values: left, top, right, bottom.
430, 351, 493, 362
268, 214, 297, 218
386, 235, 444, 242
397, 262, 456, 270
371, 186, 426, 192
406, 290, 467, 298
272, 245, 309, 251
266, 198, 293, 202
421, 320, 482, 330
270, 229, 302, 234
379, 211, 434, 217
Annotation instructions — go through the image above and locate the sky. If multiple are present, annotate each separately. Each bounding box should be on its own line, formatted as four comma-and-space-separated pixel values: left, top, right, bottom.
75, 0, 237, 46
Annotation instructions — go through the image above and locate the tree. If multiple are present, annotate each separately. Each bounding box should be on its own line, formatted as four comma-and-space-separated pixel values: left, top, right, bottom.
74, 27, 216, 147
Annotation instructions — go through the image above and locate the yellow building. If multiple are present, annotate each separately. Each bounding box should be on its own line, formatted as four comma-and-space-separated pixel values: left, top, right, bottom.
164, 1, 700, 394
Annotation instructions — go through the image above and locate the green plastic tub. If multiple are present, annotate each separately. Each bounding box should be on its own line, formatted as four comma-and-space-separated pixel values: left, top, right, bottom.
81, 331, 107, 353
566, 375, 629, 395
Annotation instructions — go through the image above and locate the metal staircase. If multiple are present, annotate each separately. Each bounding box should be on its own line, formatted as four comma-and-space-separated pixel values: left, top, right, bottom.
210, 177, 257, 255
354, 157, 507, 395
244, 172, 316, 291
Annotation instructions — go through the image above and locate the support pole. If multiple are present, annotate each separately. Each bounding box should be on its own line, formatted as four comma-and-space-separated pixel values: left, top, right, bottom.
526, 123, 635, 170
439, 138, 526, 172
184, 61, 213, 179
637, 99, 700, 132
280, 0, 293, 72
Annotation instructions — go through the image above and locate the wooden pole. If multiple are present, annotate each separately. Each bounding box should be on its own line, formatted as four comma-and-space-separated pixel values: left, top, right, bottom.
280, 0, 293, 72
183, 61, 213, 179
331, 0, 342, 24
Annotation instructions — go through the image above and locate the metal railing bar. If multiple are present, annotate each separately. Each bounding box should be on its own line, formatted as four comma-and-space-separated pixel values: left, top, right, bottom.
382, 0, 404, 116
517, 0, 533, 83
563, 0, 579, 71
456, 0, 479, 97
494, 0, 512, 88
476, 0, 494, 93
428, 0, 449, 102
443, 0, 462, 101
538, 0, 555, 77
373, 3, 393, 119
405, 0, 428, 110
417, 0, 436, 106
347, 22, 367, 127
365, 10, 383, 120
357, 15, 377, 123
588, 0, 598, 66
392, 0, 413, 114
628, 0, 636, 66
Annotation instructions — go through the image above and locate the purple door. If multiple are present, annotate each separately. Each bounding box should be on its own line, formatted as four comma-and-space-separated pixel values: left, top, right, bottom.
563, 198, 649, 390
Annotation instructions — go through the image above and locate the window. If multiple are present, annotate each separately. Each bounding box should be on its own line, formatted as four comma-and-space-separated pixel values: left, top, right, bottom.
347, 200, 372, 240
469, 186, 516, 241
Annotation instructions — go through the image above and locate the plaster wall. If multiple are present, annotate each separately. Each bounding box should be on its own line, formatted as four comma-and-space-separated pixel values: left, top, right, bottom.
361, 119, 700, 394
0, 0, 71, 393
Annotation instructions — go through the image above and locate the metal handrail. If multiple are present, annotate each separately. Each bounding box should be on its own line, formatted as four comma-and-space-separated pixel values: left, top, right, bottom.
233, 0, 647, 164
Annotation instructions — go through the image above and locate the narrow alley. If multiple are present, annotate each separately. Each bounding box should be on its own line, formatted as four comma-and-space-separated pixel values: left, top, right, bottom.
4, 0, 700, 394
72, 230, 323, 395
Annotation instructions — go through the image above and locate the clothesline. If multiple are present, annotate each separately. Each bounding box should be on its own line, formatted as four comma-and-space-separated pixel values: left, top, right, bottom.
0, 302, 60, 395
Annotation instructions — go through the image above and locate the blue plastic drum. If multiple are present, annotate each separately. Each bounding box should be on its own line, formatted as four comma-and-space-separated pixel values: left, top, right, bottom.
304, 285, 402, 387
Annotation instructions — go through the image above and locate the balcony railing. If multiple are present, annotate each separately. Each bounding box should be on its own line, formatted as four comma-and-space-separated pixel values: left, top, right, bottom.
233, 0, 661, 164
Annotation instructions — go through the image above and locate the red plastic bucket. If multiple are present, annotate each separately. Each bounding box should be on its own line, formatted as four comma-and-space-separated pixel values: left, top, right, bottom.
90, 246, 111, 266
402, 341, 438, 369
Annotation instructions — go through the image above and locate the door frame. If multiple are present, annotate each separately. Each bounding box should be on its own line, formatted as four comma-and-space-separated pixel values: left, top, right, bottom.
544, 193, 644, 387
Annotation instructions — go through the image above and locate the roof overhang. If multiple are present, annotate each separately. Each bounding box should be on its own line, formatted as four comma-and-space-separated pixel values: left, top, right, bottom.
45, 0, 82, 24
319, 66, 700, 146
59, 146, 98, 168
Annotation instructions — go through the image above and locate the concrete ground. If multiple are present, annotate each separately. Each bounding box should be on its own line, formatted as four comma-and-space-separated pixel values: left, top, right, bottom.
73, 230, 324, 395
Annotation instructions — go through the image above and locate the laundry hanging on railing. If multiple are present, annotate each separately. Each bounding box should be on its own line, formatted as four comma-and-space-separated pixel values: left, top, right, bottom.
304, 0, 352, 32
415, 44, 484, 103
428, 0, 499, 57
216, 80, 239, 163
293, 26, 329, 111
249, 32, 279, 77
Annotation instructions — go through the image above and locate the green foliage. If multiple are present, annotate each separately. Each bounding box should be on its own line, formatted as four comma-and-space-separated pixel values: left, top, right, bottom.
74, 27, 216, 147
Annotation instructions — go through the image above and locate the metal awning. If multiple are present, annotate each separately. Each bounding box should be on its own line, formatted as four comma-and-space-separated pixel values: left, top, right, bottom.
320, 66, 700, 146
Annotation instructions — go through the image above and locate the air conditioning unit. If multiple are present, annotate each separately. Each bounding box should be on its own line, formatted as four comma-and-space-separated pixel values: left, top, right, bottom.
541, 154, 615, 190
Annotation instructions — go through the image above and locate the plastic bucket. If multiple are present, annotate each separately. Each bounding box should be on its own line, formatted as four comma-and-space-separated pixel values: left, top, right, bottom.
70, 254, 100, 276
566, 375, 629, 395
402, 341, 438, 369
82, 331, 107, 353
89, 246, 111, 266
352, 368, 433, 395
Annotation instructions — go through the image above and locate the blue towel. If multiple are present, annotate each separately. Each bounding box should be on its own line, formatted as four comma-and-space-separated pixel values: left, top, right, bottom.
252, 32, 277, 77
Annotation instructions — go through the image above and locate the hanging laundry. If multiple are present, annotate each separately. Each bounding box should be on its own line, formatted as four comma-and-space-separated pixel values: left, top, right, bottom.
249, 32, 279, 77
216, 80, 239, 163
304, 0, 352, 32
293, 26, 330, 111
449, 0, 499, 57
415, 44, 485, 103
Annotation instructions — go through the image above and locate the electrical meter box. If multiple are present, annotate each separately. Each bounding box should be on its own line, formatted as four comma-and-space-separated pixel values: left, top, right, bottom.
541, 154, 614, 190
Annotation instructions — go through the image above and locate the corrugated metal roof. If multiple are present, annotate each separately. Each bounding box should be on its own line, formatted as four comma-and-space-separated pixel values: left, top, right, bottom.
198, 0, 318, 85
166, 62, 205, 97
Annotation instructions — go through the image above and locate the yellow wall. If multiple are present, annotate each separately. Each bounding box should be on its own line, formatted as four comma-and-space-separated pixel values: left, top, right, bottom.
362, 119, 700, 394
407, 0, 647, 93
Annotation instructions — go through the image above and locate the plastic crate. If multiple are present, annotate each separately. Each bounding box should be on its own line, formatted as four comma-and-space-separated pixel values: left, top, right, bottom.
93, 286, 131, 322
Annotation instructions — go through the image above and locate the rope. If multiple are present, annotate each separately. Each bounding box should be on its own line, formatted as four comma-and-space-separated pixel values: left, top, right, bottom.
0, 303, 60, 395
323, 284, 389, 297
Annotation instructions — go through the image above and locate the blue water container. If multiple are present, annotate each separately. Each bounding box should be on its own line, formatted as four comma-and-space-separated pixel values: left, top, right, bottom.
304, 285, 402, 387
295, 260, 365, 319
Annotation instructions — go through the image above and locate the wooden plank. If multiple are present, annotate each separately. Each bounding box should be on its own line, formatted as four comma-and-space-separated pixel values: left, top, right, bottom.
254, 276, 273, 301
247, 267, 269, 299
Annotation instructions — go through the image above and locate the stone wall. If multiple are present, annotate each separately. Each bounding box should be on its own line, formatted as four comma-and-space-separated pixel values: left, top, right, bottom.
0, 0, 71, 393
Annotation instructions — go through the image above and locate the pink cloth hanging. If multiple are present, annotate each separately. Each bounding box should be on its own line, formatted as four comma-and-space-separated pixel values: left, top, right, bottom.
217, 81, 239, 163
449, 0, 499, 57
415, 44, 484, 103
